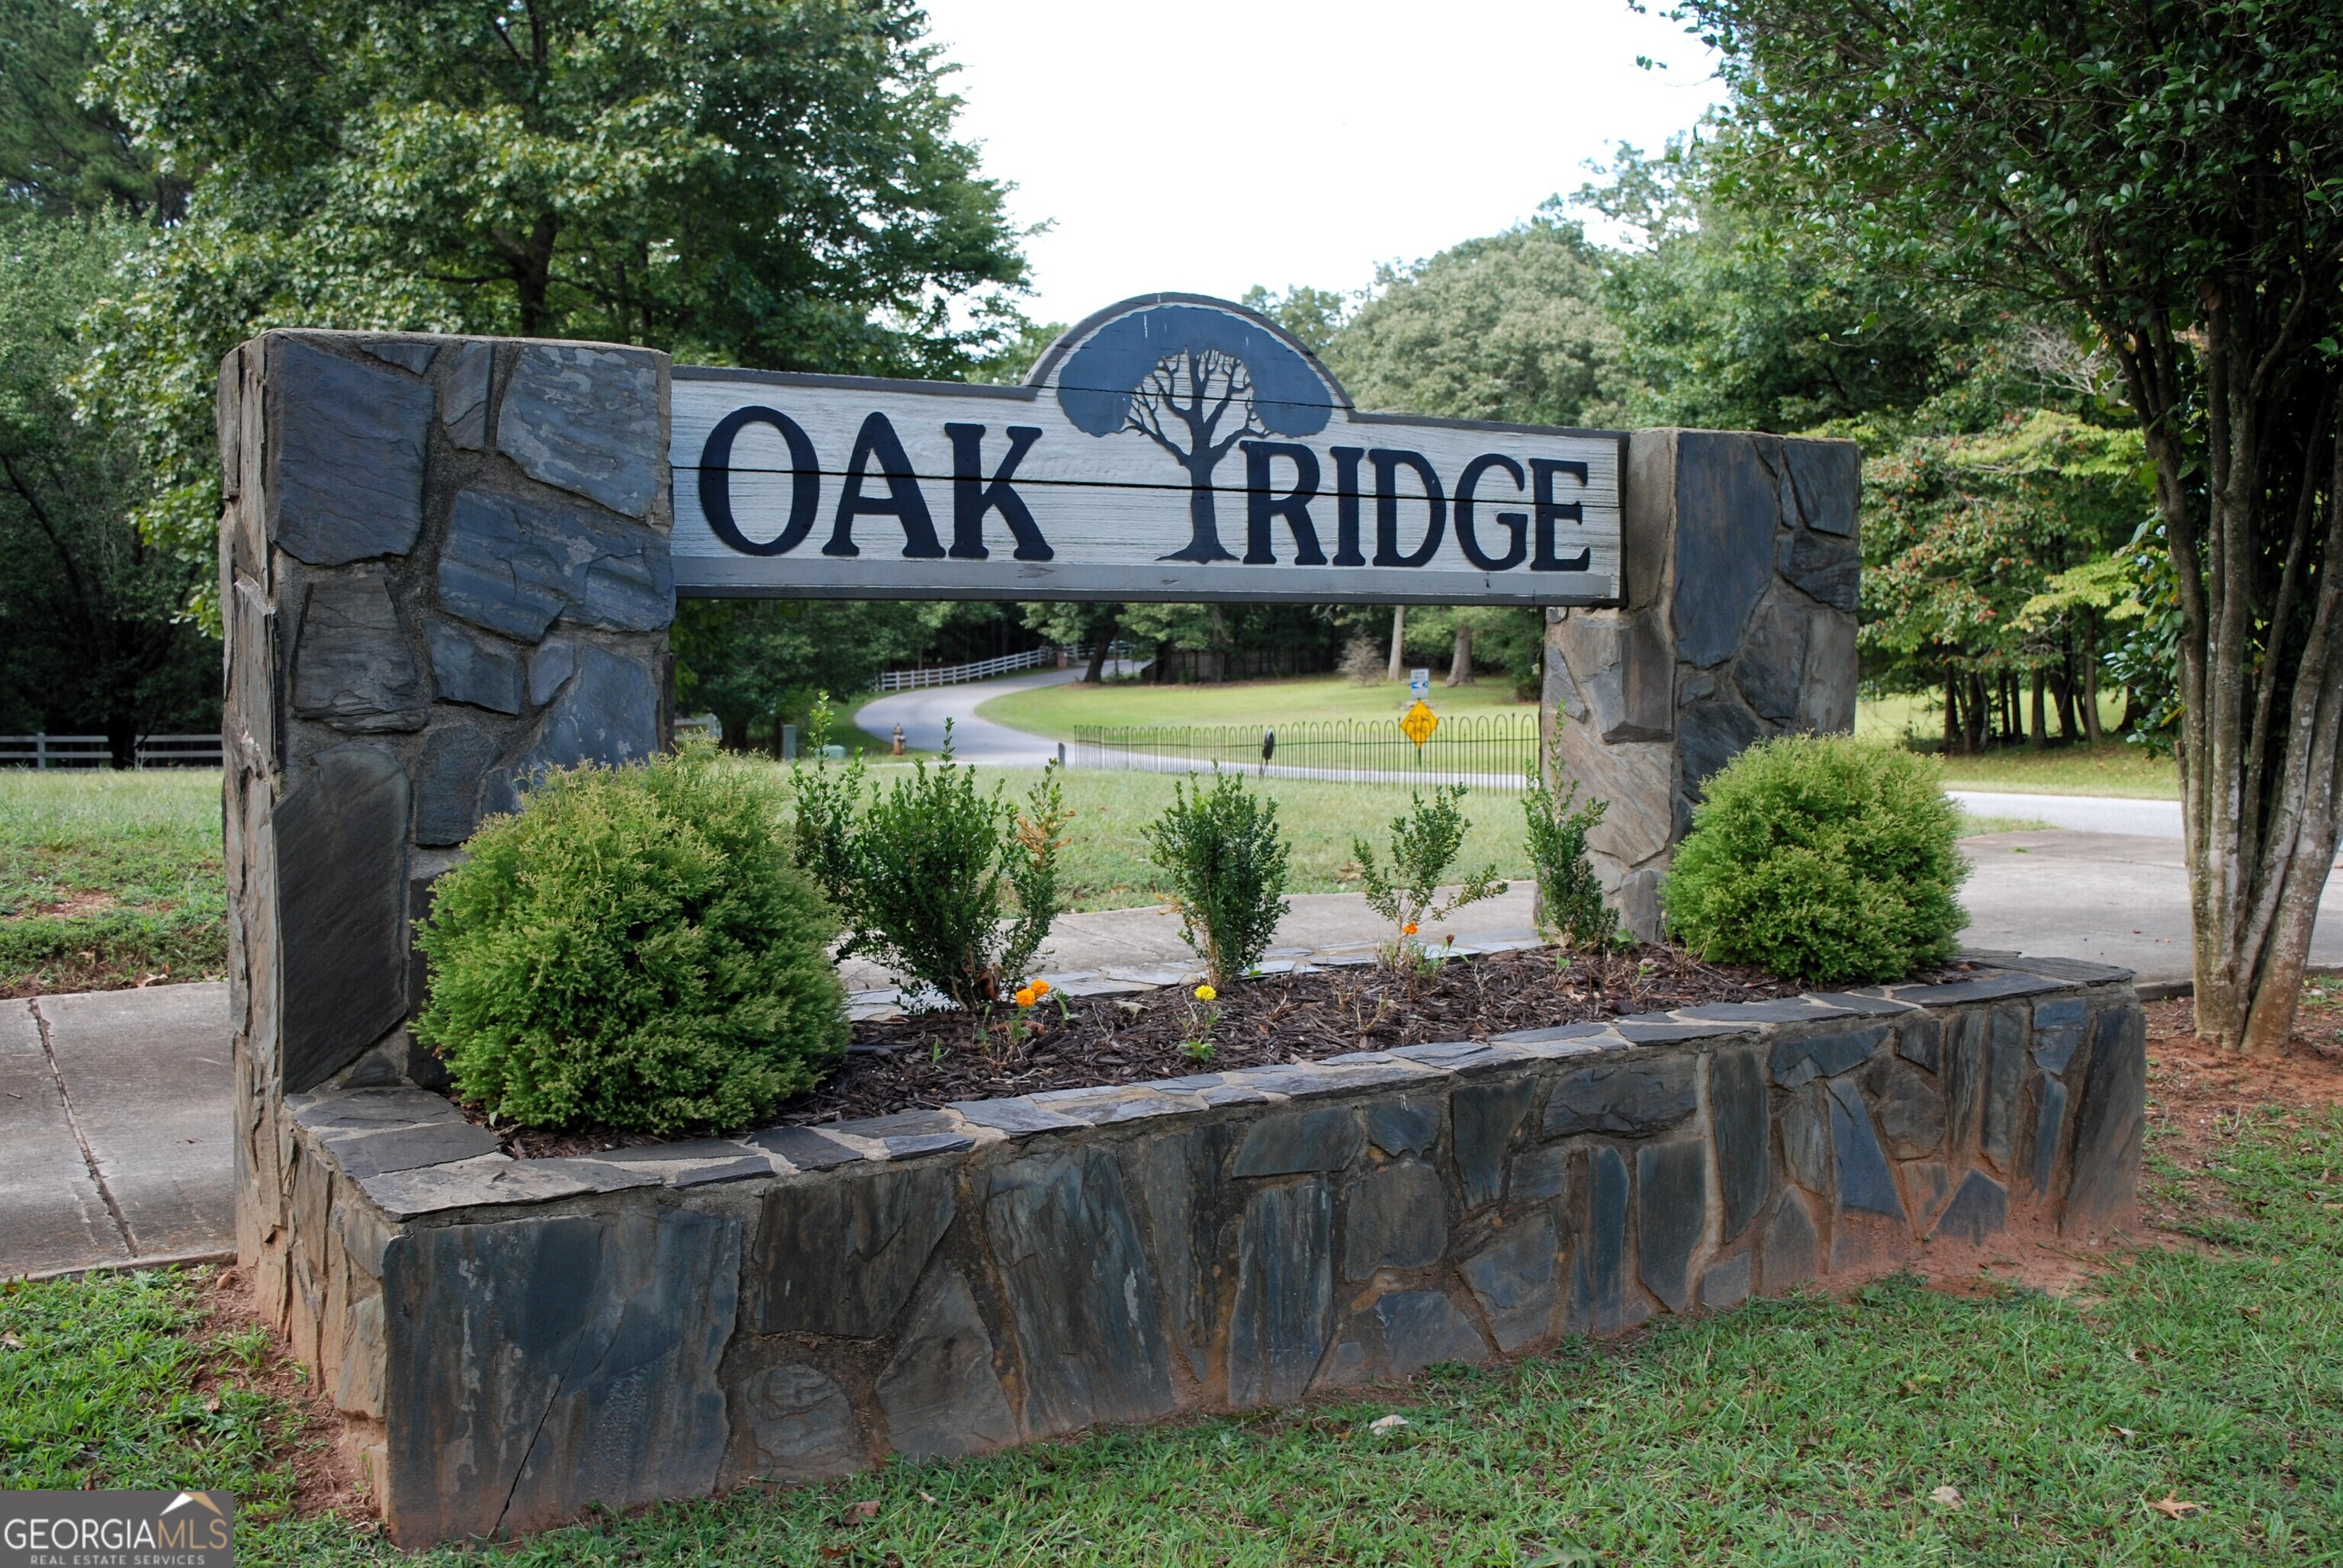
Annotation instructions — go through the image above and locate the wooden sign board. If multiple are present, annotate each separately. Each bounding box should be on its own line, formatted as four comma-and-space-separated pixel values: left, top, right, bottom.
670, 293, 1624, 605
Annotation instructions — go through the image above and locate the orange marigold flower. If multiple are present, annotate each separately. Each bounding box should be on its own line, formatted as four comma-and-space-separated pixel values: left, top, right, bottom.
1030, 978, 1051, 996
1402, 922, 1419, 936
1013, 988, 1036, 1007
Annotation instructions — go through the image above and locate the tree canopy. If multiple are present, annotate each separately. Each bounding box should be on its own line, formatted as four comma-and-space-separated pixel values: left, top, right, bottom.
0, 207, 211, 753
77, 0, 1033, 602
1683, 0, 2343, 1051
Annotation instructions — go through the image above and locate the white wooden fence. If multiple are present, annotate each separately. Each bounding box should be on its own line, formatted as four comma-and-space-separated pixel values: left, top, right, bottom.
1, 733, 224, 769
869, 641, 1138, 692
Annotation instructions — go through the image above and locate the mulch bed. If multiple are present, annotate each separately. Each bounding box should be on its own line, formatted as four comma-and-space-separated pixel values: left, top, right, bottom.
487, 944, 1982, 1158
770, 944, 1823, 1127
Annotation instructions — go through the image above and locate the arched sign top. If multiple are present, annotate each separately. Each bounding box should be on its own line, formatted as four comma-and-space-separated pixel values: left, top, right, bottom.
668, 292, 1623, 604
1028, 292, 1351, 432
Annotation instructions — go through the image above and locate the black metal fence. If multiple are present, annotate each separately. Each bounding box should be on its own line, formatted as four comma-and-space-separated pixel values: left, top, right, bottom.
1071, 714, 1540, 790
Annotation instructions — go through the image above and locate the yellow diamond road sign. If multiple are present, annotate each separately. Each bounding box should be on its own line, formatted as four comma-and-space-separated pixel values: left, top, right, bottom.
1400, 699, 1439, 750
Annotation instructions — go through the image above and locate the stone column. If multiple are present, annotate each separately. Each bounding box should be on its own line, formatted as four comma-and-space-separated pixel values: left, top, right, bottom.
217, 330, 674, 1337
1543, 430, 1861, 940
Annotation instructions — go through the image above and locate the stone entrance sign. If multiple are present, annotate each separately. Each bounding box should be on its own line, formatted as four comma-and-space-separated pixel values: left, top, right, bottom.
673, 294, 1623, 605
214, 308, 1898, 1544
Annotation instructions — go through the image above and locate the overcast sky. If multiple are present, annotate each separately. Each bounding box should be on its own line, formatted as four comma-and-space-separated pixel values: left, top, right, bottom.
920, 0, 1727, 329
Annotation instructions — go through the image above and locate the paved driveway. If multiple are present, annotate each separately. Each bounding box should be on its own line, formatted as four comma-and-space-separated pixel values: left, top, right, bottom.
854, 662, 1143, 764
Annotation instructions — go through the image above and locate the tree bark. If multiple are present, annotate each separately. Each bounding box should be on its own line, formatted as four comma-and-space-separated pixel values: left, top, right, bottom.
1445, 621, 1474, 686
1943, 671, 1959, 756
2083, 638, 2104, 745
1387, 606, 1406, 682
2030, 670, 2046, 748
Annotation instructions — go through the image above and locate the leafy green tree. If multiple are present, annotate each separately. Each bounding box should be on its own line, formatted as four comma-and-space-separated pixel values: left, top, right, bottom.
0, 209, 211, 757
1686, 0, 2343, 1052
672, 599, 940, 752
1324, 212, 1622, 428
1581, 139, 1978, 433
1238, 284, 1351, 359
0, 0, 172, 216
1020, 600, 1125, 683
1858, 411, 2151, 750
76, 0, 1031, 609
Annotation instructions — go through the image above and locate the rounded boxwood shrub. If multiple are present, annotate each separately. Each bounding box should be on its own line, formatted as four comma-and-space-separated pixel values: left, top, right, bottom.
413, 742, 848, 1134
1661, 736, 1968, 985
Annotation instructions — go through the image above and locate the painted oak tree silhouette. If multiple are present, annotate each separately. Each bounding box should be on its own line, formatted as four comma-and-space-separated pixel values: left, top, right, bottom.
1054, 303, 1335, 562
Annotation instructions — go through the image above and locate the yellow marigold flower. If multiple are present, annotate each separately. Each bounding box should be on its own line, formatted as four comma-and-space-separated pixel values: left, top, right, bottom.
1194, 984, 1217, 1002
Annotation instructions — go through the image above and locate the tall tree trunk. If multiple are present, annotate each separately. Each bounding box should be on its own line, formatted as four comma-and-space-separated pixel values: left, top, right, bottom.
1943, 671, 1960, 756
1445, 621, 1474, 686
1964, 673, 1988, 753
1387, 606, 1407, 682
1082, 609, 1117, 683
2083, 632, 2104, 744
2140, 300, 2343, 1055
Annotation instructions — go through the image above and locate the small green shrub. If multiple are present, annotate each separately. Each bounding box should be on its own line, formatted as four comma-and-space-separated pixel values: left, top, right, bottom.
1352, 785, 1507, 966
845, 725, 1072, 1011
413, 741, 847, 1134
1662, 735, 1969, 984
1144, 770, 1293, 989
1522, 743, 1613, 950
786, 692, 866, 933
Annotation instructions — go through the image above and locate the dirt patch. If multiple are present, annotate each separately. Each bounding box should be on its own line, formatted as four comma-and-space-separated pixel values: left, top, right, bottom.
491, 944, 1947, 1158
1900, 992, 2343, 1300
2, 889, 119, 921
193, 1264, 371, 1524
2136, 994, 2343, 1233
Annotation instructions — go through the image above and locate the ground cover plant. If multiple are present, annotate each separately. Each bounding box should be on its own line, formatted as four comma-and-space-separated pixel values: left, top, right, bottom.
814, 729, 1072, 1015
413, 744, 847, 1135
1353, 786, 1509, 968
0, 766, 225, 995
14, 1000, 2341, 1565
1665, 737, 1969, 984
1143, 770, 1294, 989
1522, 744, 1614, 951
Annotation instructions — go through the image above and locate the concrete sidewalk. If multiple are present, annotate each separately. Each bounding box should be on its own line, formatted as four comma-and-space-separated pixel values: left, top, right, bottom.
2, 984, 233, 1279
14, 827, 2343, 1281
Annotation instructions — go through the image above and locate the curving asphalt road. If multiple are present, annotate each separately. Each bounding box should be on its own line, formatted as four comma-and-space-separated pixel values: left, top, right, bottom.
1949, 789, 2181, 838
856, 664, 1142, 765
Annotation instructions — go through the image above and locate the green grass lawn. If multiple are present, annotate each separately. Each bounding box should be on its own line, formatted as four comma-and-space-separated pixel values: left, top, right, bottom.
977, 673, 1535, 739
8, 1082, 2335, 1563
0, 767, 227, 995
1858, 692, 2178, 798
985, 678, 2179, 799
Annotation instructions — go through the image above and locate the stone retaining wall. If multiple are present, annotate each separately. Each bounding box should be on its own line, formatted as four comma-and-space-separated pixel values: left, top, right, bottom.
277, 956, 2143, 1544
